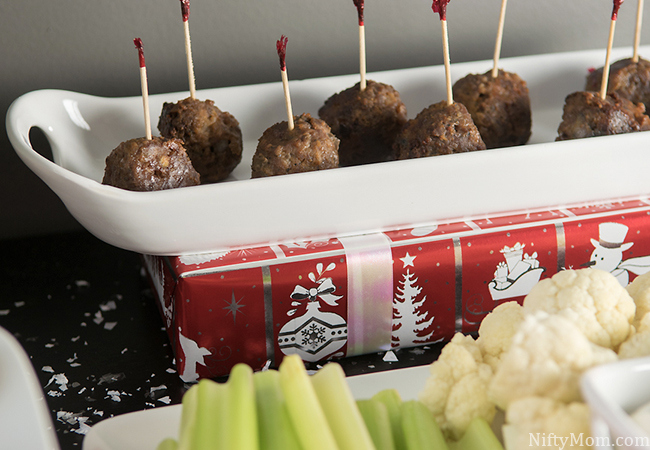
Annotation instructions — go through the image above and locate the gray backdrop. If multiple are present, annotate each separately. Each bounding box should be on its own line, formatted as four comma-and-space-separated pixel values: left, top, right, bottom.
1, 0, 647, 241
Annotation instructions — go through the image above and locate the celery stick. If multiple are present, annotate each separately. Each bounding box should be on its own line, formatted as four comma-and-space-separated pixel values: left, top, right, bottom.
357, 399, 396, 450
372, 389, 407, 450
225, 363, 259, 450
253, 369, 302, 450
453, 418, 504, 450
178, 378, 229, 450
401, 400, 449, 450
177, 383, 199, 450
198, 379, 229, 450
279, 354, 340, 450
157, 438, 179, 450
311, 362, 376, 450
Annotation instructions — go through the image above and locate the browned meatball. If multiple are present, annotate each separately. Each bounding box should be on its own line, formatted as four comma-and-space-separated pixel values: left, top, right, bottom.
102, 136, 200, 191
158, 97, 242, 183
556, 91, 650, 141
452, 69, 531, 148
251, 113, 339, 178
318, 80, 408, 166
393, 101, 486, 159
585, 58, 650, 111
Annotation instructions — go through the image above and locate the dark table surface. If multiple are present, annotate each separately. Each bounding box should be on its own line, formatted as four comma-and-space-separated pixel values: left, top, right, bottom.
0, 230, 443, 449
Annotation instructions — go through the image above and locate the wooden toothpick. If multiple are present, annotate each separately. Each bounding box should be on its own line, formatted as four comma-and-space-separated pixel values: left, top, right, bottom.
492, 0, 508, 78
600, 0, 624, 99
134, 38, 152, 140
633, 0, 644, 62
277, 35, 294, 131
180, 0, 196, 99
353, 0, 367, 91
432, 0, 453, 105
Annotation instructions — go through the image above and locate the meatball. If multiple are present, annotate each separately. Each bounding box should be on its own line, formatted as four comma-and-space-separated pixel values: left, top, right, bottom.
585, 58, 650, 111
102, 136, 200, 191
393, 101, 486, 159
556, 91, 650, 141
318, 80, 408, 166
251, 113, 340, 178
158, 97, 242, 183
452, 69, 532, 148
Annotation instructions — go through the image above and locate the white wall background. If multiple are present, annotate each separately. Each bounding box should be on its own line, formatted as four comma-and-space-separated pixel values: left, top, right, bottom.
1, 0, 648, 240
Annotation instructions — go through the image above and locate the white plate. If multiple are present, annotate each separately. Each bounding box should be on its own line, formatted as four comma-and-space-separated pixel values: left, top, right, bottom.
82, 365, 431, 450
0, 326, 60, 450
7, 46, 650, 255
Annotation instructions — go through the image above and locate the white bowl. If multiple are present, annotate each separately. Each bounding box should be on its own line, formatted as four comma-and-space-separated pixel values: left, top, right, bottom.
581, 356, 650, 450
0, 326, 60, 450
7, 46, 650, 255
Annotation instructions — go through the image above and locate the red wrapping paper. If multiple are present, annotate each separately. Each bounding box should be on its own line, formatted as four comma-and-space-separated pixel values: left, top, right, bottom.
143, 196, 650, 381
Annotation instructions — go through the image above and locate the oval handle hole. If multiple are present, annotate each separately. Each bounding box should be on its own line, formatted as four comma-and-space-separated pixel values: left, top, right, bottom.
28, 127, 54, 162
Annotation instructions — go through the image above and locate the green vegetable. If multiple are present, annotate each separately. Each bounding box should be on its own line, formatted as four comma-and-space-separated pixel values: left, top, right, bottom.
279, 354, 339, 450
177, 378, 228, 450
357, 399, 396, 450
449, 417, 503, 450
401, 400, 448, 450
177, 382, 198, 450
176, 364, 258, 450
311, 362, 376, 450
156, 438, 179, 450
372, 389, 407, 450
226, 363, 259, 450
253, 369, 301, 450
166, 359, 467, 450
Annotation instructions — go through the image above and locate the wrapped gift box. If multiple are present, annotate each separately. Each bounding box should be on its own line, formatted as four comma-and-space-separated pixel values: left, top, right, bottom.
143, 196, 650, 381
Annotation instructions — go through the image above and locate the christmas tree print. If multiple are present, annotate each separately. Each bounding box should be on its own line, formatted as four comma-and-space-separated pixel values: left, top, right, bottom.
392, 252, 434, 348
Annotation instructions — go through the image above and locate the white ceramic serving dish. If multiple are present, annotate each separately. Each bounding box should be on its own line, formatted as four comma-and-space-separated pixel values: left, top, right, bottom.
7, 46, 650, 255
0, 326, 60, 450
581, 356, 650, 450
81, 364, 431, 450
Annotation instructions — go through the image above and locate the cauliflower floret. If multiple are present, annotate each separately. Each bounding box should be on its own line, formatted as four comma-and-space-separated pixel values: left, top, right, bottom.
618, 312, 650, 359
523, 269, 635, 350
626, 272, 650, 328
489, 312, 617, 410
418, 333, 495, 440
477, 301, 525, 370
502, 396, 592, 450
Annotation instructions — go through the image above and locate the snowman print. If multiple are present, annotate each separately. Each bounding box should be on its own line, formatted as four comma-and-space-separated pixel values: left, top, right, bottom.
584, 222, 650, 286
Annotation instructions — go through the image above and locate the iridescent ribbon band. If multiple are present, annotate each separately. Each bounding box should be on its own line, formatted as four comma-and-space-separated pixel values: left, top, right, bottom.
340, 234, 394, 355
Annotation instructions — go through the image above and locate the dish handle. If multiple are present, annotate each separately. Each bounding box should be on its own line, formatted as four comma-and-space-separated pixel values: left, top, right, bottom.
5, 89, 89, 187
